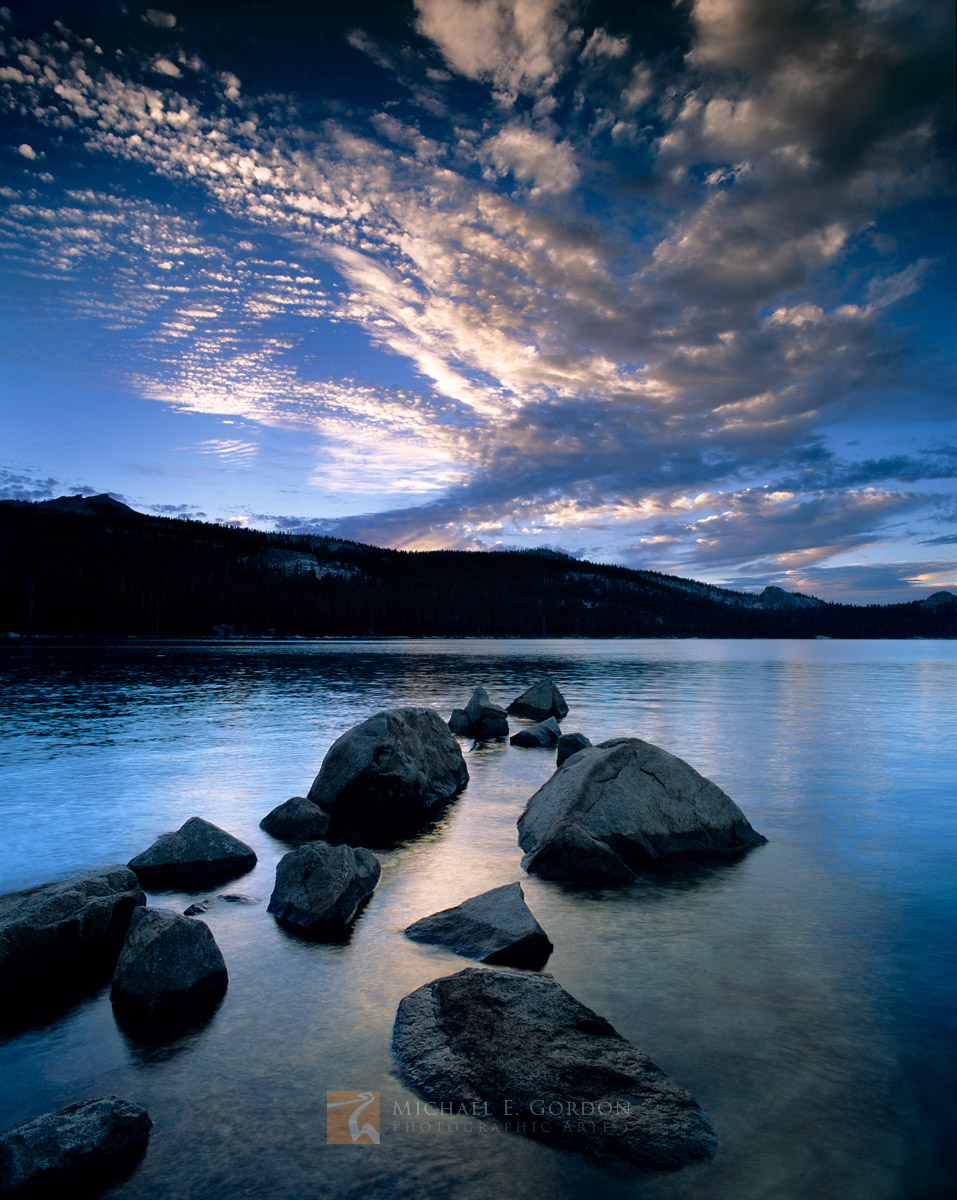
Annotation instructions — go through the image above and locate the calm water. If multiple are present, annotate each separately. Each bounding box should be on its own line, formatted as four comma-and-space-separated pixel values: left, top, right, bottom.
0, 638, 955, 1200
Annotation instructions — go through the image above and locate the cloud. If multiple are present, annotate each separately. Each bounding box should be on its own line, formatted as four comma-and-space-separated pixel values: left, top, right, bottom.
770, 559, 957, 604
581, 28, 628, 63
150, 57, 182, 78
413, 0, 577, 102
866, 258, 935, 308
143, 10, 177, 30
481, 122, 578, 193
919, 532, 957, 546
0, 467, 108, 503
16, 143, 35, 159
190, 439, 258, 464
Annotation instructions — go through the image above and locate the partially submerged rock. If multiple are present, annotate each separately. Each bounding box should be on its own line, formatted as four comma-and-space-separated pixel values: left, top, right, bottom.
307, 708, 468, 841
518, 738, 767, 882
557, 731, 591, 766
0, 1096, 151, 1196
183, 894, 258, 917
506, 677, 569, 721
128, 817, 256, 889
447, 709, 471, 735
0, 867, 145, 1010
267, 842, 380, 938
463, 687, 509, 739
260, 796, 330, 842
510, 716, 561, 748
392, 968, 716, 1170
110, 907, 228, 1020
404, 882, 552, 969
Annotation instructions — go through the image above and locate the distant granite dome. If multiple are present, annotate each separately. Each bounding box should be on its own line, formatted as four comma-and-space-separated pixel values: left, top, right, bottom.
920, 591, 956, 609
39, 493, 139, 516
758, 586, 823, 610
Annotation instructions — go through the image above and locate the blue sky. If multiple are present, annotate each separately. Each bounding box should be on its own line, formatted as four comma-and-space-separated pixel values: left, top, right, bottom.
0, 0, 954, 602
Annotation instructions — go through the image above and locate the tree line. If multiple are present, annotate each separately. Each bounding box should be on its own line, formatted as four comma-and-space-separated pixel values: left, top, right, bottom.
0, 502, 953, 640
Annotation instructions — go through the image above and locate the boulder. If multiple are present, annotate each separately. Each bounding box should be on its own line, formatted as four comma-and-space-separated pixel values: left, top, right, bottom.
183, 894, 258, 917
506, 677, 569, 721
128, 817, 256, 889
463, 687, 509, 739
392, 967, 717, 1170
110, 907, 228, 1020
447, 709, 471, 735
307, 708, 468, 841
557, 731, 591, 766
0, 1096, 151, 1195
510, 716, 561, 748
0, 867, 145, 1009
518, 738, 767, 882
259, 796, 330, 842
267, 842, 380, 938
404, 882, 552, 969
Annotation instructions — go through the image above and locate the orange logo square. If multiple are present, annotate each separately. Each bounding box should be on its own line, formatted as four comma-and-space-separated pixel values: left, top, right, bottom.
326, 1091, 380, 1144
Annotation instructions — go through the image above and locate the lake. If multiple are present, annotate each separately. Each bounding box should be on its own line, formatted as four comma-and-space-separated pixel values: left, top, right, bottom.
0, 638, 954, 1200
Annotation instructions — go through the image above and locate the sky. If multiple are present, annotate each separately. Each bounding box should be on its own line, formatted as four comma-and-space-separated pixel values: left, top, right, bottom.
0, 0, 954, 603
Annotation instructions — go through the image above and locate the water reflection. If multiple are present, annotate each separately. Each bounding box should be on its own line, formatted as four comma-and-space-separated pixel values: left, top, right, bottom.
119, 998, 226, 1066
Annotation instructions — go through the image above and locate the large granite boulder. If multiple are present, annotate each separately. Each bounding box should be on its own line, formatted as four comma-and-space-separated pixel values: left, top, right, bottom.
0, 1096, 151, 1196
463, 687, 509, 739
260, 796, 330, 842
110, 907, 228, 1020
557, 731, 591, 766
0, 867, 145, 1009
128, 817, 256, 889
392, 968, 716, 1170
404, 882, 552, 969
267, 842, 380, 938
518, 738, 767, 882
506, 677, 568, 721
510, 717, 561, 748
307, 708, 468, 841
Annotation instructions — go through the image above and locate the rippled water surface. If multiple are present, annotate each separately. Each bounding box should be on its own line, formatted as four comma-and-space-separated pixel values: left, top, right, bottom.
0, 638, 954, 1200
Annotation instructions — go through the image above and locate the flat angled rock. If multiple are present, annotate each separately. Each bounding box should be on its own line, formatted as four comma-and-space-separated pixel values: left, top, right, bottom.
0, 867, 145, 1009
260, 796, 330, 842
404, 882, 552, 969
267, 842, 380, 938
510, 716, 561, 748
506, 677, 569, 721
0, 1096, 151, 1196
110, 907, 228, 1020
392, 968, 716, 1170
128, 817, 256, 889
518, 738, 767, 882
307, 708, 468, 842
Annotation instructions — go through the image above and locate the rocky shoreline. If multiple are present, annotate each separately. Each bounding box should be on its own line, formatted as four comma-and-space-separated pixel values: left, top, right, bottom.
0, 675, 767, 1192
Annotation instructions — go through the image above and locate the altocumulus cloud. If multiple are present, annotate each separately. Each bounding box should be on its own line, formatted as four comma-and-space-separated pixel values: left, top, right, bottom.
0, 0, 953, 601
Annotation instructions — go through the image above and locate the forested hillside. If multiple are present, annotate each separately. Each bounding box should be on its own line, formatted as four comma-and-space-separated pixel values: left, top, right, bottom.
1, 496, 953, 639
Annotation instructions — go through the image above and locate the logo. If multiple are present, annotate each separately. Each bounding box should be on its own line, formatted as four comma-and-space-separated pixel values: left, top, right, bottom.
326, 1091, 380, 1144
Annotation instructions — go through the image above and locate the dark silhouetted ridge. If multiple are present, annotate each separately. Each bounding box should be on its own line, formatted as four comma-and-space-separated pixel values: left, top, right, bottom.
0, 497, 953, 639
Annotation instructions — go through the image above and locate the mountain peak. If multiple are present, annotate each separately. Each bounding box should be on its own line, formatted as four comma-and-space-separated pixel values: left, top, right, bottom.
38, 493, 139, 517
759, 585, 823, 610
